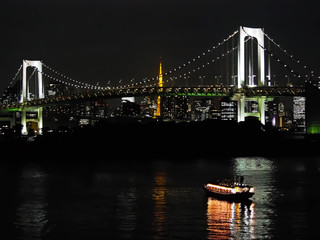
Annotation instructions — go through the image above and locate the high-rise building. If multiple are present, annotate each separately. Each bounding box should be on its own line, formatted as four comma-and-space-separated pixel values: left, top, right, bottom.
191, 99, 220, 121
265, 100, 280, 127
162, 95, 189, 121
265, 98, 293, 129
220, 99, 237, 121
121, 100, 140, 117
293, 96, 305, 132
140, 96, 155, 118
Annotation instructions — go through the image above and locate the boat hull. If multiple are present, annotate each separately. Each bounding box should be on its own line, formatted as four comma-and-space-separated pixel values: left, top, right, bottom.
203, 187, 254, 201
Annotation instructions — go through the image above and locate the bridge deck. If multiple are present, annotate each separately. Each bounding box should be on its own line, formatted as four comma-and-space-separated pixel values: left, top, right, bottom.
1, 86, 305, 109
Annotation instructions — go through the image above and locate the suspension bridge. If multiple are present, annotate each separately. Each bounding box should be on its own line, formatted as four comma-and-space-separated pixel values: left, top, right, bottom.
0, 26, 318, 135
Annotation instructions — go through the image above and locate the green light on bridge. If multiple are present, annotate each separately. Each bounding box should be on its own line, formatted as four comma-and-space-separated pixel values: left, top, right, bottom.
6, 108, 21, 112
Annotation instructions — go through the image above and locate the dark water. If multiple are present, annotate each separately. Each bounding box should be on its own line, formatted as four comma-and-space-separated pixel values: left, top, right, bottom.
1, 156, 320, 239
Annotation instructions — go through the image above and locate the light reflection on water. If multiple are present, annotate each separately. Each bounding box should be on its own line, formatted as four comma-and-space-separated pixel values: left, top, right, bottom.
233, 157, 277, 204
152, 171, 167, 239
7, 156, 320, 239
206, 198, 254, 240
14, 165, 51, 239
232, 157, 277, 239
116, 187, 137, 236
205, 156, 279, 240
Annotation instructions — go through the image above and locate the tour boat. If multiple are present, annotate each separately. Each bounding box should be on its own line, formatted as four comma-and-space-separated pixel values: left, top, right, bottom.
203, 176, 254, 201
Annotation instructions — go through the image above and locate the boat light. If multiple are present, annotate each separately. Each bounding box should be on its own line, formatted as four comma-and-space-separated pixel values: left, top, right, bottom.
249, 187, 255, 193
207, 183, 234, 192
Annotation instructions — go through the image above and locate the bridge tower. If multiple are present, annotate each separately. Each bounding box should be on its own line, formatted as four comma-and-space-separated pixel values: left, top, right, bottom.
237, 26, 265, 88
21, 60, 44, 135
155, 61, 163, 117
235, 26, 266, 124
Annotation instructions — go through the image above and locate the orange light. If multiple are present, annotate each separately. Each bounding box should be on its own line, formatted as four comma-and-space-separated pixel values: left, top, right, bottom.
158, 62, 163, 87
155, 95, 161, 117
206, 183, 237, 194
155, 61, 163, 117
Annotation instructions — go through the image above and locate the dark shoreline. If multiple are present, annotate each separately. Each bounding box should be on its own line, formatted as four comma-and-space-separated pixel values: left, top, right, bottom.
1, 119, 319, 163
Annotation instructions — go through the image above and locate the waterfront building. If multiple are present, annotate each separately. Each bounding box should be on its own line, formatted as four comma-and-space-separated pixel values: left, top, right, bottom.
121, 99, 140, 117
265, 101, 279, 127
293, 96, 306, 132
44, 99, 110, 129
220, 99, 237, 121
140, 96, 155, 118
162, 95, 190, 121
265, 98, 294, 130
191, 99, 220, 121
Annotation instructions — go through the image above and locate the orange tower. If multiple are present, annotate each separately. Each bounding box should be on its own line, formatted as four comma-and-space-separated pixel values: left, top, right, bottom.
155, 61, 163, 117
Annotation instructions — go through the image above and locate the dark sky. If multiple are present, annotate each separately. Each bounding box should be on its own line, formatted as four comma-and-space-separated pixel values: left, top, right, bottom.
1, 0, 320, 92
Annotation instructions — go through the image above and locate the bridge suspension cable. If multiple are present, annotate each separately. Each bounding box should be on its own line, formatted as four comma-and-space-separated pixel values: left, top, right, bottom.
41, 61, 159, 90
41, 61, 105, 90
242, 27, 313, 85
263, 43, 310, 82
164, 33, 258, 87
26, 30, 241, 91
165, 42, 240, 86
114, 29, 240, 89
163, 30, 239, 77
0, 64, 22, 102
4, 27, 316, 107
262, 30, 318, 79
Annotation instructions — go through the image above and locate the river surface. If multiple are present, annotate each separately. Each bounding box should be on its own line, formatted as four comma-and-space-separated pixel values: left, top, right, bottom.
1, 156, 320, 239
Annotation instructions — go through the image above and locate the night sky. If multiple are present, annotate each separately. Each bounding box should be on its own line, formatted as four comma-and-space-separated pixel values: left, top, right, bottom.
2, 0, 320, 93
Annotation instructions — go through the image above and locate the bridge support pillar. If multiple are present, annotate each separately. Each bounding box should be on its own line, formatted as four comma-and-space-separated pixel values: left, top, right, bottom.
258, 97, 266, 125
20, 60, 44, 135
21, 109, 27, 135
38, 107, 43, 135
237, 95, 245, 122
21, 107, 43, 135
234, 94, 266, 124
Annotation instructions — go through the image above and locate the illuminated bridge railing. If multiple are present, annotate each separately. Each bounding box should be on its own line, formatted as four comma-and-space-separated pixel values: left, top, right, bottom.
243, 86, 305, 97
0, 86, 305, 109
10, 86, 234, 107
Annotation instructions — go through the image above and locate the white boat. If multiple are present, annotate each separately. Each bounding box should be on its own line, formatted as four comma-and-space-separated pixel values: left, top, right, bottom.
203, 176, 254, 201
